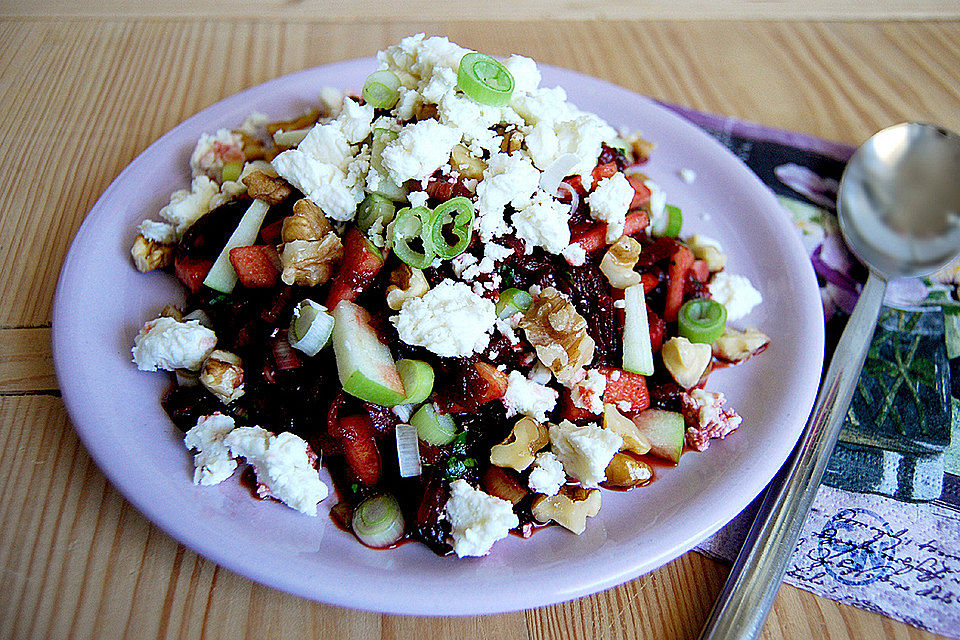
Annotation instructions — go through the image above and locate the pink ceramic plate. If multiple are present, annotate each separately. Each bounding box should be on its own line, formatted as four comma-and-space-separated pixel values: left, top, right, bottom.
52, 59, 823, 615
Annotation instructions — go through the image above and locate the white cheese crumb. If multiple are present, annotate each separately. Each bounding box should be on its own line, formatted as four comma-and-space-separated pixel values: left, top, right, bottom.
549, 420, 622, 489
679, 167, 697, 183
132, 316, 217, 372
502, 370, 558, 422
138, 219, 177, 244
569, 369, 607, 415
391, 280, 497, 357
381, 119, 462, 185
475, 152, 541, 241
513, 192, 571, 254
709, 272, 763, 321
528, 451, 565, 496
561, 243, 587, 266
158, 175, 220, 235
184, 413, 238, 486
588, 173, 634, 242
444, 479, 519, 557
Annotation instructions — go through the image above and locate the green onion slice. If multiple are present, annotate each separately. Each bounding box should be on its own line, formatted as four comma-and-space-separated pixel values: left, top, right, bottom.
457, 52, 515, 107
357, 193, 396, 235
396, 359, 434, 405
677, 298, 727, 344
288, 299, 334, 356
429, 196, 474, 259
388, 206, 436, 269
410, 403, 457, 446
221, 161, 243, 183
351, 494, 405, 548
662, 204, 683, 237
361, 70, 402, 110
495, 288, 533, 319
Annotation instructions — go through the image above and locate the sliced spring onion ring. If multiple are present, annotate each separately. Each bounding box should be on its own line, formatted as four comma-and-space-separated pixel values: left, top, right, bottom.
395, 424, 422, 478
288, 299, 334, 356
351, 494, 405, 548
396, 359, 434, 405
429, 196, 474, 259
361, 69, 402, 110
538, 152, 581, 196
495, 288, 533, 319
357, 193, 397, 235
457, 52, 514, 106
388, 206, 436, 269
678, 298, 727, 344
410, 403, 457, 446
221, 161, 243, 183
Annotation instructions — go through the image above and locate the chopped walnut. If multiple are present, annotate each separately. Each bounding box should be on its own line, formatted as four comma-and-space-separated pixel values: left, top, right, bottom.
282, 199, 333, 242
242, 171, 292, 205
265, 108, 321, 137
599, 236, 642, 288
495, 125, 523, 154
236, 130, 267, 162
386, 264, 430, 311
531, 486, 601, 535
416, 103, 439, 121
489, 417, 549, 472
661, 336, 712, 389
130, 235, 173, 272
280, 232, 343, 286
519, 287, 595, 384
200, 350, 245, 404
449, 144, 487, 180
159, 305, 183, 322
623, 132, 655, 164
713, 327, 770, 362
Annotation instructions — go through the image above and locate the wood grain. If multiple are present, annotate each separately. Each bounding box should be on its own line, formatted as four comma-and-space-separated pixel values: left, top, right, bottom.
2, 15, 959, 640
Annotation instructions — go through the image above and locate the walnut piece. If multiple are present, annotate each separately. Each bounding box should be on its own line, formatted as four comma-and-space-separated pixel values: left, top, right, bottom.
713, 327, 770, 362
599, 235, 642, 288
520, 287, 595, 384
661, 336, 712, 389
687, 235, 727, 272
602, 404, 651, 455
265, 108, 321, 137
449, 144, 487, 180
489, 417, 550, 471
282, 198, 333, 242
200, 350, 245, 404
280, 232, 343, 286
130, 234, 173, 272
531, 486, 601, 535
242, 170, 292, 205
386, 264, 430, 311
604, 453, 652, 488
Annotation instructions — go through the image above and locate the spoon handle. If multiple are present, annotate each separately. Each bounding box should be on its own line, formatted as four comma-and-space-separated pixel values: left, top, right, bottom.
698, 272, 887, 640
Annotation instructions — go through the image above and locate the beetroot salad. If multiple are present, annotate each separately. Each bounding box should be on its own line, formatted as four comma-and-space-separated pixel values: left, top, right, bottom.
129, 34, 769, 558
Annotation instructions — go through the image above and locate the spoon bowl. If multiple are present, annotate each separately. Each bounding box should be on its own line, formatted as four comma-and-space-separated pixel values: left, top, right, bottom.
838, 122, 960, 278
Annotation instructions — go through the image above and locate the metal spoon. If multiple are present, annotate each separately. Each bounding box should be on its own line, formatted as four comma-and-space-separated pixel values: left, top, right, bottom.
698, 122, 960, 640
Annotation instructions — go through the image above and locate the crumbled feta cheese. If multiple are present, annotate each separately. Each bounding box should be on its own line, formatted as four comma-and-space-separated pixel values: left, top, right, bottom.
495, 313, 521, 345
548, 420, 622, 489
484, 242, 514, 263
336, 97, 375, 144
406, 190, 430, 209
138, 219, 177, 244
679, 168, 697, 183
444, 479, 519, 557
271, 149, 363, 221
588, 172, 634, 242
561, 243, 587, 266
184, 413, 238, 486
224, 426, 328, 515
378, 33, 471, 86
569, 369, 607, 415
512, 193, 570, 254
158, 175, 220, 235
554, 114, 618, 184
528, 451, 565, 496
709, 272, 763, 321
189, 129, 243, 180
503, 55, 541, 94
381, 119, 462, 185
475, 152, 541, 241
613, 299, 626, 309
512, 86, 573, 129
132, 316, 217, 372
238, 112, 268, 137
451, 252, 479, 279
391, 280, 497, 357
680, 389, 743, 452
318, 86, 345, 117
393, 87, 422, 121
297, 121, 354, 170
502, 370, 558, 422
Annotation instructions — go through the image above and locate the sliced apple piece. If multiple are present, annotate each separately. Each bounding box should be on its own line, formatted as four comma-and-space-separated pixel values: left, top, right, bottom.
331, 301, 406, 406
631, 409, 685, 463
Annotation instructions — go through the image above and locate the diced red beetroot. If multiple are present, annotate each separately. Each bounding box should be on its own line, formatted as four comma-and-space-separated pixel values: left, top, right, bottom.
229, 245, 281, 288
174, 255, 213, 293
325, 228, 385, 310
599, 366, 651, 412
664, 245, 695, 322
626, 175, 652, 209
572, 212, 651, 253
591, 161, 618, 189
331, 414, 382, 487
641, 272, 659, 294
690, 260, 710, 283
260, 218, 284, 245
439, 362, 508, 413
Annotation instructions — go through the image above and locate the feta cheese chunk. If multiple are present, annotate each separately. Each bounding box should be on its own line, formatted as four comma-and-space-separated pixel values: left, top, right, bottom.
158, 175, 220, 235
189, 129, 243, 180
392, 280, 496, 357
512, 193, 570, 254
569, 369, 607, 415
709, 272, 763, 321
184, 412, 238, 486
381, 119, 462, 185
587, 173, 634, 242
271, 149, 362, 222
336, 97, 375, 145
548, 420, 623, 489
502, 370, 558, 422
475, 152, 541, 240
138, 219, 177, 244
224, 426, 328, 515
528, 451, 565, 496
680, 389, 743, 452
132, 316, 217, 372
444, 479, 519, 557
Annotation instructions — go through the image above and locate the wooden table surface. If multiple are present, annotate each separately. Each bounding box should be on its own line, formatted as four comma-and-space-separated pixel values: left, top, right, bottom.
2, 5, 959, 639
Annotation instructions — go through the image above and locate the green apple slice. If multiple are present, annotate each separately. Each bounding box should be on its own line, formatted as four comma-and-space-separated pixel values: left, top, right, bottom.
631, 409, 685, 463
331, 301, 406, 406
396, 359, 434, 405
622, 283, 654, 375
